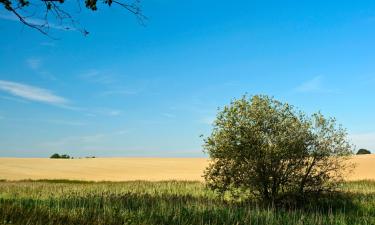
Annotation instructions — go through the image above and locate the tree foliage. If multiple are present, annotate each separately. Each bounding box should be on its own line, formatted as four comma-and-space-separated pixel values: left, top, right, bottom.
50, 153, 71, 159
0, 0, 145, 36
203, 95, 354, 205
357, 149, 371, 155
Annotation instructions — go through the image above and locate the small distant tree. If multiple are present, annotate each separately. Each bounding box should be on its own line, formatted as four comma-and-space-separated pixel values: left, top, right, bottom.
60, 154, 71, 159
203, 95, 353, 205
50, 153, 61, 159
357, 149, 371, 155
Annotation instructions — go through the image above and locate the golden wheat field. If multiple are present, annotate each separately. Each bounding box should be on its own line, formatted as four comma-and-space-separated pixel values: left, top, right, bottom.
0, 155, 374, 181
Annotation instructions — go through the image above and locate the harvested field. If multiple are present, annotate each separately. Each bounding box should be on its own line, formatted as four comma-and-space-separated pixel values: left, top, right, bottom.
0, 155, 374, 181
0, 157, 208, 181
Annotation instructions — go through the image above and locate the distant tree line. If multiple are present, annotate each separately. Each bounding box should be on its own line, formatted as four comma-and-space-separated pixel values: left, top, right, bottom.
49, 153, 96, 159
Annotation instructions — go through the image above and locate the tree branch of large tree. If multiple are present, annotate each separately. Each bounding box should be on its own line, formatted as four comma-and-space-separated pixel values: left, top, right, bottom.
0, 0, 146, 37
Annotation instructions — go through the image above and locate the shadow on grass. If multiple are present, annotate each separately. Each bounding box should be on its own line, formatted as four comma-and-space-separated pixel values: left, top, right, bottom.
1, 190, 375, 225
283, 191, 369, 213
1, 179, 375, 224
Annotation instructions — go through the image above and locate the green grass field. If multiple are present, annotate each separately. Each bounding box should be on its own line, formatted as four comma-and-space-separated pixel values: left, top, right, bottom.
0, 180, 374, 225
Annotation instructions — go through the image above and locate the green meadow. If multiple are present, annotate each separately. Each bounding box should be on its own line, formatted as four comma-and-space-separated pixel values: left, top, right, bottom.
0, 180, 374, 225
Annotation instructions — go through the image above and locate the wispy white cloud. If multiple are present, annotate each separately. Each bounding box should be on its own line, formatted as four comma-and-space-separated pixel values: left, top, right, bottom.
295, 76, 339, 94
80, 70, 115, 85
350, 132, 375, 152
81, 69, 155, 98
81, 70, 148, 97
42, 130, 129, 147
37, 71, 58, 81
78, 108, 123, 117
108, 110, 122, 116
26, 58, 42, 70
0, 81, 124, 118
99, 89, 138, 96
43, 134, 107, 147
199, 116, 216, 125
45, 119, 86, 126
2, 117, 85, 126
26, 57, 57, 81
0, 80, 68, 106
162, 113, 176, 118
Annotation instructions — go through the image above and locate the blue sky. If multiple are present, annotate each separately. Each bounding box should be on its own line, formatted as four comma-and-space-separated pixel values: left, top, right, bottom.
1, 0, 375, 157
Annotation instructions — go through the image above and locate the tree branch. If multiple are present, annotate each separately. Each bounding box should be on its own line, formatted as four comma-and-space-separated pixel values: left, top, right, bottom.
0, 0, 145, 36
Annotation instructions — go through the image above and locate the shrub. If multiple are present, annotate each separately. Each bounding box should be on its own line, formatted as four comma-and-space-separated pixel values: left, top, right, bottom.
203, 95, 353, 205
357, 149, 371, 155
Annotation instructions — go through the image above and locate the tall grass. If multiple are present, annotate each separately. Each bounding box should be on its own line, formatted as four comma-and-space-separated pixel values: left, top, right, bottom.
0, 180, 374, 225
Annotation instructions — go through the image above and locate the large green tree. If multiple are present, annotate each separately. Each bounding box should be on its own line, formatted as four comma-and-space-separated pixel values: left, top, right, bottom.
203, 95, 353, 204
0, 0, 145, 35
